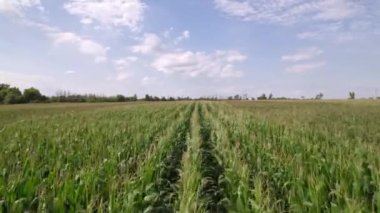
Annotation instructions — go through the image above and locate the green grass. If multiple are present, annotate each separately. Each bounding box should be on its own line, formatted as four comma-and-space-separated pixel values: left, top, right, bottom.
0, 100, 379, 212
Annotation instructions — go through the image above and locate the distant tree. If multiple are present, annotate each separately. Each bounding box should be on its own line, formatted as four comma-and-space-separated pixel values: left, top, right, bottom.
273, 97, 289, 100
116, 94, 126, 102
124, 94, 137, 102
2, 83, 142, 104
228, 96, 233, 100
40, 95, 49, 102
23, 87, 43, 103
349, 91, 355, 100
268, 93, 273, 100
87, 94, 98, 102
145, 94, 152, 101
4, 87, 24, 104
315, 92, 324, 100
0, 84, 11, 103
234, 94, 241, 100
257, 93, 267, 100
251, 97, 256, 101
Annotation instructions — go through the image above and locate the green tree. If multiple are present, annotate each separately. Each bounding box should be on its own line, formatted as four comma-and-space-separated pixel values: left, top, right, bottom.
23, 87, 43, 103
116, 94, 126, 102
268, 93, 273, 100
315, 92, 324, 100
0, 84, 10, 103
145, 94, 152, 101
4, 87, 24, 104
257, 93, 267, 100
234, 94, 241, 100
349, 91, 355, 99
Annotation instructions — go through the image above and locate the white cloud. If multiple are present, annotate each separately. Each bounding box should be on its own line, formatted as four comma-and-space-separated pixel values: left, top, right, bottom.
314, 0, 359, 21
182, 30, 190, 39
22, 21, 110, 64
283, 47, 325, 73
285, 62, 326, 73
114, 56, 138, 69
282, 47, 323, 62
151, 50, 246, 78
50, 32, 109, 63
141, 76, 156, 85
214, 0, 254, 18
217, 50, 247, 62
0, 0, 42, 15
116, 72, 133, 81
297, 22, 342, 40
65, 70, 76, 74
64, 0, 146, 30
114, 56, 138, 74
132, 33, 162, 55
174, 30, 190, 44
214, 0, 362, 24
22, 20, 60, 33
112, 56, 138, 81
130, 32, 247, 78
297, 21, 379, 43
297, 31, 319, 39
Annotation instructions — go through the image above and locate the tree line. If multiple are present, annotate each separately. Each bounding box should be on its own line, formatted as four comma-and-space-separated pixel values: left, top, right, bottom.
227, 93, 323, 101
0, 84, 138, 104
52, 90, 138, 103
228, 92, 379, 101
0, 84, 48, 104
0, 83, 194, 105
143, 94, 192, 101
1, 83, 378, 105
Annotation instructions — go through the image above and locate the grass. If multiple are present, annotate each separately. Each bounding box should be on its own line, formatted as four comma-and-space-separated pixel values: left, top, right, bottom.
0, 100, 379, 212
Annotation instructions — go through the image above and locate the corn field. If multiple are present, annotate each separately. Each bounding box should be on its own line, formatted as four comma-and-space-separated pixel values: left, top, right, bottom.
0, 101, 380, 212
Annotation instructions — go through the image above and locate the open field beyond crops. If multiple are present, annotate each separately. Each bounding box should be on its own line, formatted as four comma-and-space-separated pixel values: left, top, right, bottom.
1, 100, 380, 212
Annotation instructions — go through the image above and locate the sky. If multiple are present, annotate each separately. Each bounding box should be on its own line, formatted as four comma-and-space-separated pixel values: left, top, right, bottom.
0, 0, 380, 99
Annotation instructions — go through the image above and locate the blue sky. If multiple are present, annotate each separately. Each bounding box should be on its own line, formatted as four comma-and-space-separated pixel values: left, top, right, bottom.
0, 0, 379, 99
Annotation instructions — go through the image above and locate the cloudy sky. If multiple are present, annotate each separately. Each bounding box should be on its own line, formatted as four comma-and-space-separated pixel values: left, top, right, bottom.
1, 0, 379, 98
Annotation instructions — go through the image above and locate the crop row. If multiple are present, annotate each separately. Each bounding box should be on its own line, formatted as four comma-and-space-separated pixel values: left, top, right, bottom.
0, 103, 188, 212
206, 102, 380, 212
120, 103, 194, 212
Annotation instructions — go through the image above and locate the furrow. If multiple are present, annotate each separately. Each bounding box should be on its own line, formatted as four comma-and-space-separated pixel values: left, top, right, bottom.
198, 104, 228, 213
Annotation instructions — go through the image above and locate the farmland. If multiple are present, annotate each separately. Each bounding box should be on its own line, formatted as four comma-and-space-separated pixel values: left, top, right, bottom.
0, 101, 380, 212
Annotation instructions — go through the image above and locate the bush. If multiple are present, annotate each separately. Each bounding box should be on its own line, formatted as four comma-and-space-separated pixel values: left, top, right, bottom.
23, 87, 43, 103
3, 87, 24, 104
257, 94, 267, 100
